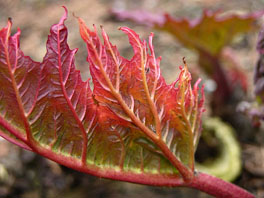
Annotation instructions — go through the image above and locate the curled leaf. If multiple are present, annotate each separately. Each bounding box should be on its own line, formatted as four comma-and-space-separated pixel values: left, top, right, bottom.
196, 117, 241, 182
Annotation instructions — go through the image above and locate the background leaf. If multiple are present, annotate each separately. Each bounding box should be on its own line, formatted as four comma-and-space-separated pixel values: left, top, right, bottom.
112, 9, 262, 56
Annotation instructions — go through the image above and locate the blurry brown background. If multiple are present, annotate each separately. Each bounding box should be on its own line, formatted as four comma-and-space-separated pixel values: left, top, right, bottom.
0, 0, 264, 197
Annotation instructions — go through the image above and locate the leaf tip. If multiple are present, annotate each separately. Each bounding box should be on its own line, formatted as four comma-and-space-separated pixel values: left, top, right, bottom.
1, 16, 13, 40
77, 17, 90, 42
59, 6, 68, 24
182, 57, 186, 65
7, 17, 12, 24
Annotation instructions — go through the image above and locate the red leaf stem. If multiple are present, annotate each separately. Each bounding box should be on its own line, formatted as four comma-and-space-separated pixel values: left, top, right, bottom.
188, 172, 254, 198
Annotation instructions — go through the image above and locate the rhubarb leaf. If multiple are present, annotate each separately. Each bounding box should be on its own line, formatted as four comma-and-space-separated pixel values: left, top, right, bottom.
78, 18, 204, 179
0, 8, 204, 185
157, 10, 261, 56
113, 9, 262, 56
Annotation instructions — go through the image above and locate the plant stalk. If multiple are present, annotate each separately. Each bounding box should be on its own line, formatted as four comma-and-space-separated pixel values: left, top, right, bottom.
187, 172, 254, 198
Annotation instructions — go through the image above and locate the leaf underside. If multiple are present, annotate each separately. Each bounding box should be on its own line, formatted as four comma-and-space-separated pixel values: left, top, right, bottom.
0, 8, 204, 185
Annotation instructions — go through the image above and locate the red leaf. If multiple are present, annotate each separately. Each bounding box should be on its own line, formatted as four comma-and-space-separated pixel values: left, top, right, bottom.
0, 8, 204, 185
78, 17, 204, 179
0, 19, 40, 150
29, 9, 96, 164
0, 7, 96, 166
